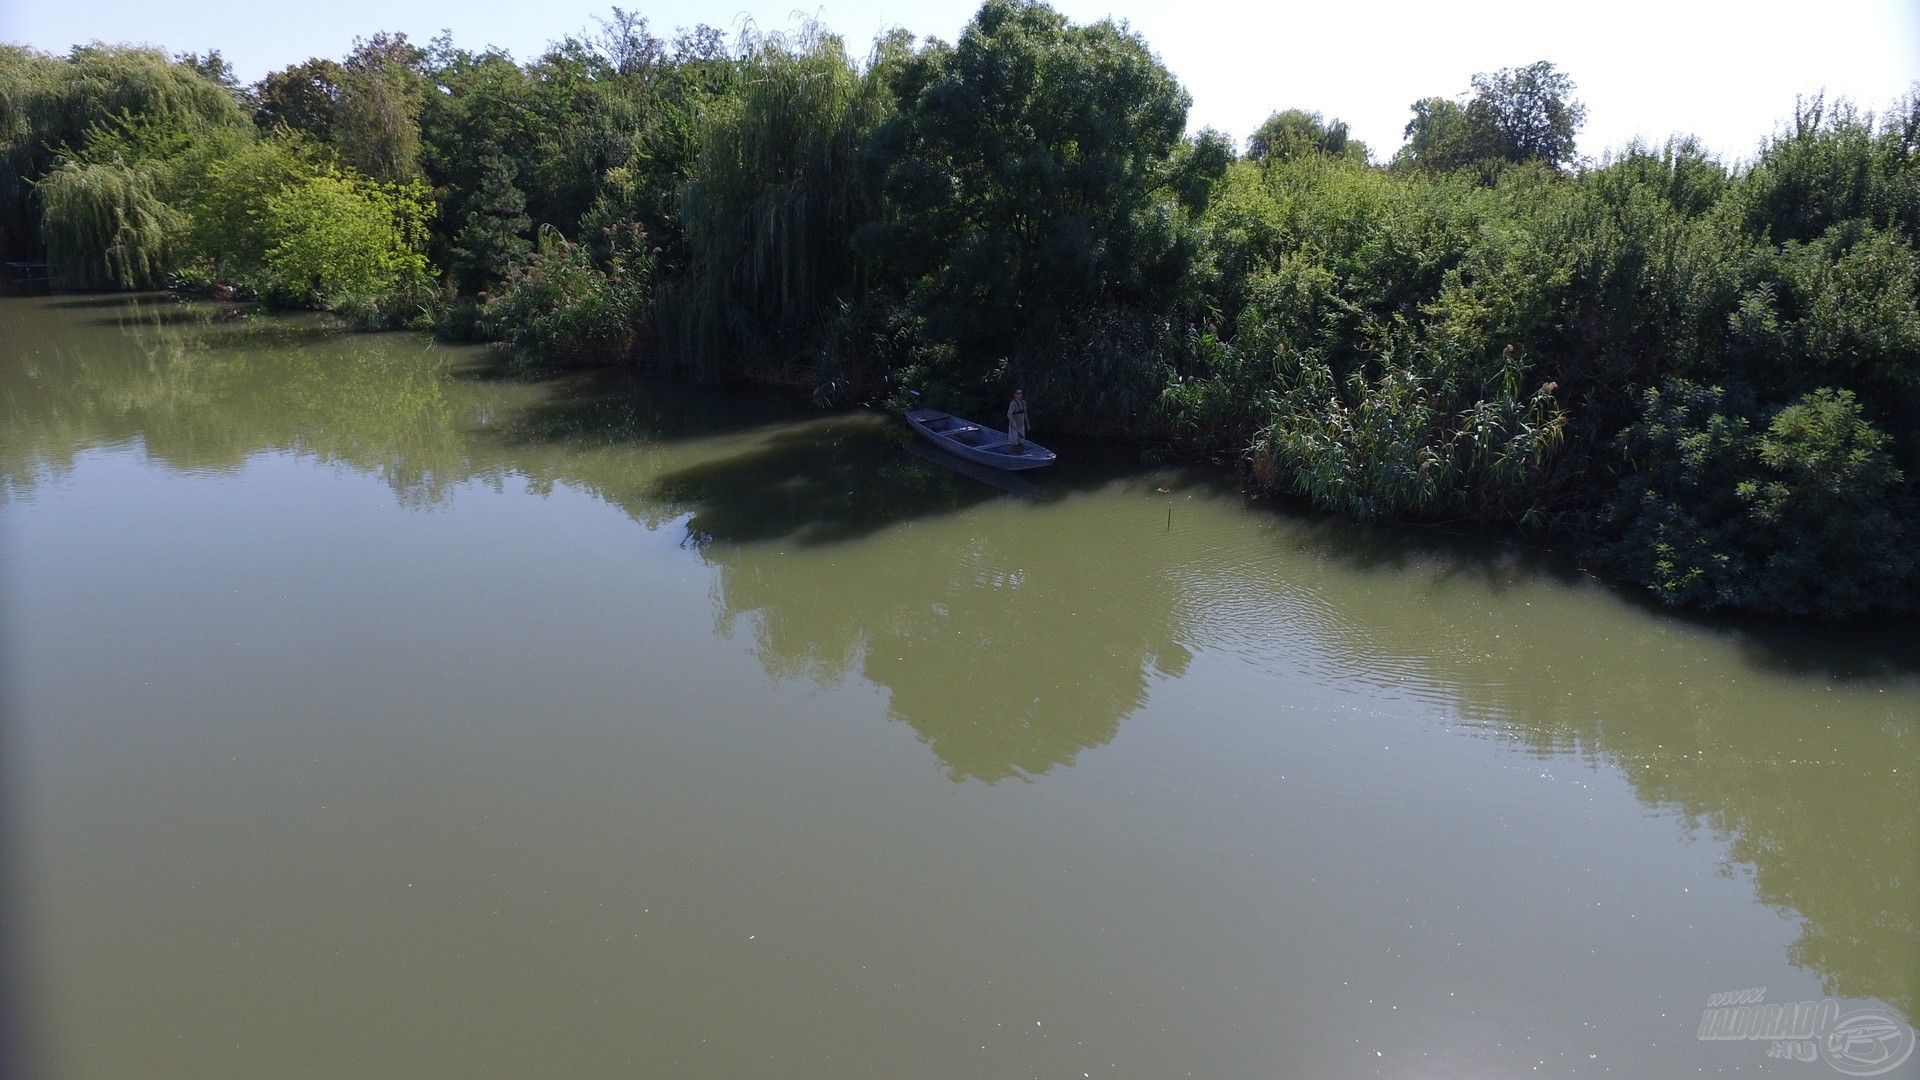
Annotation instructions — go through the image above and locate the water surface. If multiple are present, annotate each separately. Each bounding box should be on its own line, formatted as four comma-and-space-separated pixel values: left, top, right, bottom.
2, 295, 1915, 1078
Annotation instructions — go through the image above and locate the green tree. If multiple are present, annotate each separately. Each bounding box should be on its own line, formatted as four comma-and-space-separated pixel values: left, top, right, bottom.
417, 44, 542, 272
260, 167, 433, 304
2, 44, 243, 260
334, 33, 425, 183
1248, 109, 1368, 164
175, 133, 326, 286
252, 58, 343, 138
1169, 128, 1234, 214
1395, 96, 1476, 171
864, 0, 1191, 352
450, 150, 532, 291
666, 26, 891, 374
1467, 61, 1586, 168
1395, 62, 1586, 172
173, 49, 246, 110
37, 157, 178, 288
590, 7, 665, 79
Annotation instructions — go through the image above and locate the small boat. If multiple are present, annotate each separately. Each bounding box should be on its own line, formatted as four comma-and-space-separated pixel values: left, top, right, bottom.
905, 405, 1056, 471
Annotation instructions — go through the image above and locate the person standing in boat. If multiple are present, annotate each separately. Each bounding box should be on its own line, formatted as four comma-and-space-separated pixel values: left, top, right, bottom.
1007, 389, 1029, 449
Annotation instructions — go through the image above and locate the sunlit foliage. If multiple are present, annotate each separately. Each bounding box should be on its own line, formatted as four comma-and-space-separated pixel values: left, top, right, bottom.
8, 6, 1917, 616
1248, 109, 1369, 164
863, 0, 1192, 354
260, 168, 432, 306
2, 43, 244, 260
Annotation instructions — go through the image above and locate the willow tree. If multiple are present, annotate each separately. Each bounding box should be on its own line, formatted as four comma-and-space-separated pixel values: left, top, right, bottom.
38, 158, 178, 288
666, 26, 893, 376
1, 46, 63, 259
334, 33, 426, 184
2, 44, 243, 261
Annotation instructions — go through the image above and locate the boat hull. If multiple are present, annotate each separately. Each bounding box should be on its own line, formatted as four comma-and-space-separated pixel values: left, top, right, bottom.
905, 406, 1056, 471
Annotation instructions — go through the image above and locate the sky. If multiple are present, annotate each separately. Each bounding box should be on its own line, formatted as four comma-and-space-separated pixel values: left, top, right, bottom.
4, 0, 1916, 163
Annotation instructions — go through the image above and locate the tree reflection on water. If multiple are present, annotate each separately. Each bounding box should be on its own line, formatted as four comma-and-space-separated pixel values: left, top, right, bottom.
1, 292, 1912, 1019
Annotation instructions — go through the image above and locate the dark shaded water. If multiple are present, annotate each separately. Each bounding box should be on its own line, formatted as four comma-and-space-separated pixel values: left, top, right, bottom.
2, 295, 1915, 1078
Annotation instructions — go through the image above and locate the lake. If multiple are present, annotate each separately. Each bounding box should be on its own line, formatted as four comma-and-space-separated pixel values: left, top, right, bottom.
2, 294, 1914, 1078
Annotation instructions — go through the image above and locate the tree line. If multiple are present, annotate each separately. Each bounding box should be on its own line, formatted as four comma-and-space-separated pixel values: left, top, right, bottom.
4, 0, 1917, 618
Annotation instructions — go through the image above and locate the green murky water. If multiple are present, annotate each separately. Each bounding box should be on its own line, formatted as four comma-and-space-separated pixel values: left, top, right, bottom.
2, 295, 1915, 1078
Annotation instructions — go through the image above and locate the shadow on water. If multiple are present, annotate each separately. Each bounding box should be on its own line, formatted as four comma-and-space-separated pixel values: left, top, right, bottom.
902, 440, 1045, 497
43, 292, 171, 310
84, 304, 263, 329
1263, 506, 1590, 590
2, 293, 1914, 1015
550, 397, 1200, 782
1224, 500, 1917, 1017
644, 411, 1205, 550
1265, 501, 1920, 683
1625, 599, 1920, 683
465, 361, 817, 450
648, 418, 1014, 547
686, 477, 1193, 781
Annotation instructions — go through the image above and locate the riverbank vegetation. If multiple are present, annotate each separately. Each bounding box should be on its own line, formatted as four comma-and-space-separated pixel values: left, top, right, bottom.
4, 2, 1916, 617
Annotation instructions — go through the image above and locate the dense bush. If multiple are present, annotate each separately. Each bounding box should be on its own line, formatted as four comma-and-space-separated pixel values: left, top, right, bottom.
7, 12, 1917, 617
1170, 95, 1920, 615
260, 168, 432, 309
1607, 382, 1914, 615
481, 228, 652, 365
172, 134, 325, 286
1251, 340, 1566, 525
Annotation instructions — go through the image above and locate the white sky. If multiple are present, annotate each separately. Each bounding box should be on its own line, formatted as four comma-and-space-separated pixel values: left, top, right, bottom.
4, 0, 1916, 163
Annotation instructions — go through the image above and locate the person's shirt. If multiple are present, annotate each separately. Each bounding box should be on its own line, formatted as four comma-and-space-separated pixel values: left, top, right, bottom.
1008, 397, 1027, 418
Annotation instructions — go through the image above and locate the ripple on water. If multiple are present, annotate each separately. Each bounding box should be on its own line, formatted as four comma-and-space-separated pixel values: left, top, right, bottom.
1159, 524, 1474, 719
